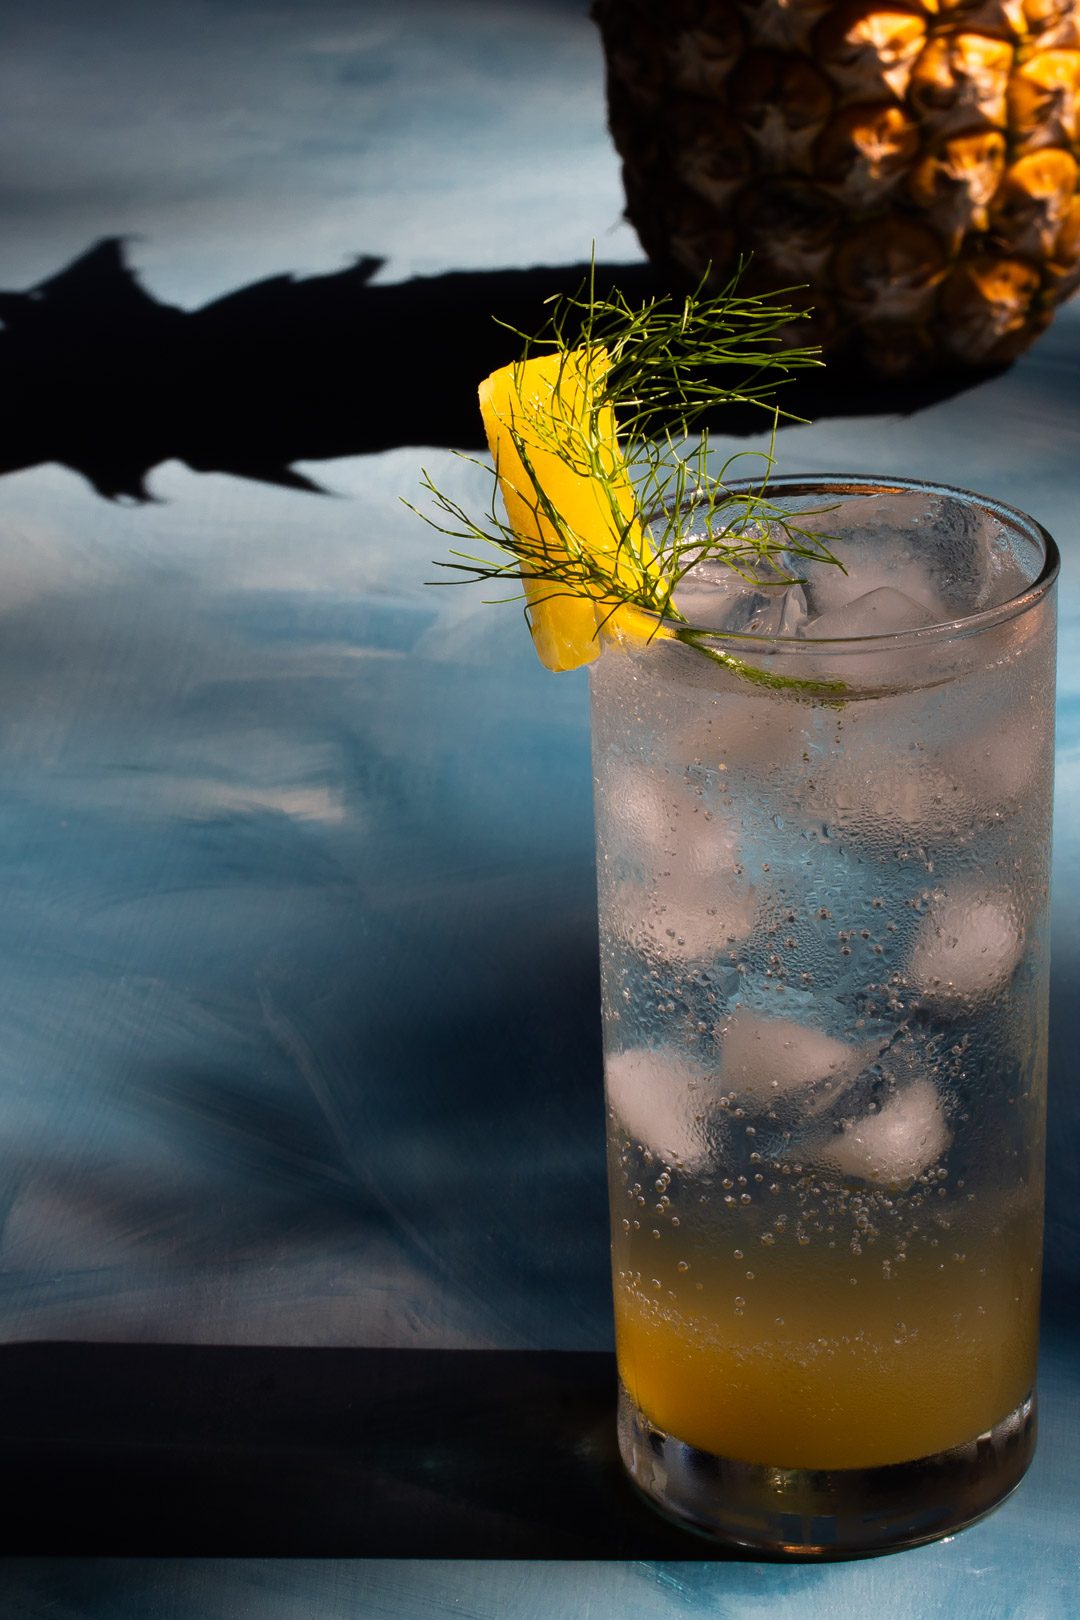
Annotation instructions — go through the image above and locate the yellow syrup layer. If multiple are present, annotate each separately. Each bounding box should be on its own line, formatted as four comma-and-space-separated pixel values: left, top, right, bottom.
615, 1213, 1041, 1472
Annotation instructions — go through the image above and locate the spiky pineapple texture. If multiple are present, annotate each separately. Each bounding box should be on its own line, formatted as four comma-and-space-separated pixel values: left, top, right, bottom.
593, 0, 1080, 374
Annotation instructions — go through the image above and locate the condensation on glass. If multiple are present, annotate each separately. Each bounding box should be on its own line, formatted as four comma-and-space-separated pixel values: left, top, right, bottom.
590, 477, 1058, 1557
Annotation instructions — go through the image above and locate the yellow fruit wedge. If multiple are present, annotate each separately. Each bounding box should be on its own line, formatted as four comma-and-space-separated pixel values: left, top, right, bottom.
478, 346, 657, 671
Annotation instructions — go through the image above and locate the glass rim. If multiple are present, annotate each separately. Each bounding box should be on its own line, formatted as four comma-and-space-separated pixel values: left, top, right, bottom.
650, 474, 1060, 651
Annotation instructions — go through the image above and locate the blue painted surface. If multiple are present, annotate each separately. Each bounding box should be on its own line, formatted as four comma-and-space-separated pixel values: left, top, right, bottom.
0, 0, 1077, 1611
1, 1328, 1077, 1615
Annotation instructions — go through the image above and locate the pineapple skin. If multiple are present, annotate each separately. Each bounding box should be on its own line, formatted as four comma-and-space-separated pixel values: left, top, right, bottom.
593, 0, 1080, 373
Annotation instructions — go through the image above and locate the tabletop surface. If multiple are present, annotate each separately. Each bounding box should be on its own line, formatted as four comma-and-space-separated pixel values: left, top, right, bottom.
0, 2, 1077, 1615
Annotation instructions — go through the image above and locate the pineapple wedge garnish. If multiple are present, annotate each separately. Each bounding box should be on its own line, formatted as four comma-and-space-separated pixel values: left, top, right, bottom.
415, 271, 835, 685
479, 346, 659, 671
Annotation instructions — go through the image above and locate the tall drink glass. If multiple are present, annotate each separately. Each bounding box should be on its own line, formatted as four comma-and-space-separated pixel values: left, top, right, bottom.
590, 477, 1058, 1556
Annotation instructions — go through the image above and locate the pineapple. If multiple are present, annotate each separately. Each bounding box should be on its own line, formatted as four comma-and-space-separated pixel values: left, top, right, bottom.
593, 0, 1080, 373
478, 348, 654, 670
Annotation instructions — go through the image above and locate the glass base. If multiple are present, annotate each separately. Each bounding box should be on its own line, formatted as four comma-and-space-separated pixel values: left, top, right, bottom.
618, 1381, 1036, 1558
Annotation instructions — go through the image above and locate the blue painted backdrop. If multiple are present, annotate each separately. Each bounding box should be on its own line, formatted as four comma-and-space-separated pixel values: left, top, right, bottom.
0, 1, 1076, 1615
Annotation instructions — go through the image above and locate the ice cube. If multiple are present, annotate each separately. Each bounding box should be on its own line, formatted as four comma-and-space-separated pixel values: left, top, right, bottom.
802, 746, 971, 848
777, 583, 809, 637
600, 759, 737, 873
599, 762, 759, 963
654, 806, 759, 961
605, 875, 758, 965
658, 890, 757, 962
792, 492, 952, 621
818, 1078, 951, 1188
798, 550, 946, 625
790, 585, 943, 690
605, 1047, 714, 1167
967, 513, 1038, 612
599, 760, 673, 851
803, 585, 939, 640
609, 858, 759, 965
909, 887, 1024, 1003
673, 688, 810, 779
673, 556, 801, 637
791, 487, 1037, 622
942, 703, 1053, 816
716, 1008, 866, 1111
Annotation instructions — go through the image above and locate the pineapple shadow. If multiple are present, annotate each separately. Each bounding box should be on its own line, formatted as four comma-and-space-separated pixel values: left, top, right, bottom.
0, 237, 1009, 504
